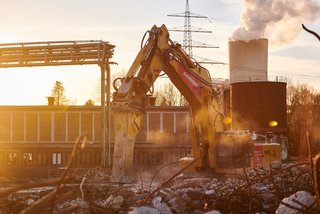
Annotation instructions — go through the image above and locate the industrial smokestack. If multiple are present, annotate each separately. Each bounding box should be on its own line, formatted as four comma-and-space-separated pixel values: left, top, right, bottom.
229, 39, 268, 83
231, 0, 320, 45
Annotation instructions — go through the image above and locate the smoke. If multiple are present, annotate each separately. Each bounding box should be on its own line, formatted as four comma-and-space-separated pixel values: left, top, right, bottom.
231, 0, 320, 44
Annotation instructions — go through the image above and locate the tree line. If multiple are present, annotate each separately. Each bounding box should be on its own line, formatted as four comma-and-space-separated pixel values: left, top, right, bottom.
287, 83, 320, 158
50, 80, 95, 107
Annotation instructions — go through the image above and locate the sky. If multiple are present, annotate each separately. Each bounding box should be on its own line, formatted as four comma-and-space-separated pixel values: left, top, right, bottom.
0, 0, 319, 105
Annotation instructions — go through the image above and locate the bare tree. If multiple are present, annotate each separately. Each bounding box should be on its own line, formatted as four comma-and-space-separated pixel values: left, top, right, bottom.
51, 81, 68, 106
287, 83, 320, 158
154, 82, 188, 106
93, 69, 127, 104
302, 24, 320, 42
84, 99, 95, 106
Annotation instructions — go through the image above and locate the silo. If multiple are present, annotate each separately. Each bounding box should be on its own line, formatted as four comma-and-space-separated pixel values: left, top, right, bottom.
230, 82, 287, 134
229, 39, 268, 83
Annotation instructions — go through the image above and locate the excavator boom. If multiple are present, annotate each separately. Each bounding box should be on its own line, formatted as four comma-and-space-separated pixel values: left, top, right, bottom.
111, 25, 251, 181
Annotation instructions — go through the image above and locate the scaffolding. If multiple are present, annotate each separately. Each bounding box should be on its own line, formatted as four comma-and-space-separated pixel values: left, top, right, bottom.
0, 40, 115, 167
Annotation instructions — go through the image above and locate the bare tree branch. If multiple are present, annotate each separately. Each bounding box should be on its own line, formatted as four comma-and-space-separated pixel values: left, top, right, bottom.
302, 24, 320, 42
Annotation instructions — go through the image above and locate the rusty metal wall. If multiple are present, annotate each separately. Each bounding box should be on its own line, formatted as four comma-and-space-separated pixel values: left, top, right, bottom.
230, 82, 287, 133
223, 89, 231, 130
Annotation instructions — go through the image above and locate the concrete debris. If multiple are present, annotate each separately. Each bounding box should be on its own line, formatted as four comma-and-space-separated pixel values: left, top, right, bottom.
205, 189, 215, 196
290, 166, 300, 175
110, 195, 124, 209
248, 169, 257, 177
276, 191, 318, 214
271, 160, 282, 170
129, 206, 159, 214
152, 196, 172, 214
95, 195, 124, 209
0, 162, 320, 213
61, 198, 90, 214
26, 199, 35, 206
191, 209, 205, 214
204, 211, 222, 214
73, 167, 111, 182
105, 195, 114, 204
168, 197, 188, 213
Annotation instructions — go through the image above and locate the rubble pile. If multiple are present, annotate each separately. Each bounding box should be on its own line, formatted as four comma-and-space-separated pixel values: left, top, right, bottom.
0, 162, 319, 213
72, 167, 112, 182
160, 162, 315, 213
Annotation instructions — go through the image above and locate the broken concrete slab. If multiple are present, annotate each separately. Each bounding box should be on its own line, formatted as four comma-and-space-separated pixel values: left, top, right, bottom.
276, 191, 318, 214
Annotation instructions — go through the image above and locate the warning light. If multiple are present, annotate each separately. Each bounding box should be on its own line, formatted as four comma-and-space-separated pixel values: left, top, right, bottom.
223, 117, 232, 124
269, 120, 278, 127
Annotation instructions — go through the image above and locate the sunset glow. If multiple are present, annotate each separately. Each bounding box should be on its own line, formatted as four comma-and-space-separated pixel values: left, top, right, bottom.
0, 0, 319, 105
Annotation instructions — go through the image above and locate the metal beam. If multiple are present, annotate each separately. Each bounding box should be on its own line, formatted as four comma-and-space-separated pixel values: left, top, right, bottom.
0, 40, 114, 68
100, 65, 106, 167
106, 63, 111, 167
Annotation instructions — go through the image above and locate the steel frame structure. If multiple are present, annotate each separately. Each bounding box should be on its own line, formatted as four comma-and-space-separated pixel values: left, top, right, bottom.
0, 40, 115, 167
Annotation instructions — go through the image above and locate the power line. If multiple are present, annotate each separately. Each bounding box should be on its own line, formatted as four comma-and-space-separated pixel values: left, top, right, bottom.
193, 55, 227, 65
167, 0, 216, 58
269, 71, 320, 78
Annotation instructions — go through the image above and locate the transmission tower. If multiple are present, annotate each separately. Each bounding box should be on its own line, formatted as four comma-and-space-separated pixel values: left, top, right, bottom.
168, 0, 217, 58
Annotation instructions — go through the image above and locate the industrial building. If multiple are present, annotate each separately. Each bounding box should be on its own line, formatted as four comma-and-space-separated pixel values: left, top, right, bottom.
0, 105, 191, 177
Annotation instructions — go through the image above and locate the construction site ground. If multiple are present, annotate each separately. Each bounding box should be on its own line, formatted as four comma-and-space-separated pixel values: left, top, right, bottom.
0, 159, 319, 214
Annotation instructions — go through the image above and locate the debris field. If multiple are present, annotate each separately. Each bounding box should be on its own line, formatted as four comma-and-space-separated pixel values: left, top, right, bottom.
0, 160, 319, 214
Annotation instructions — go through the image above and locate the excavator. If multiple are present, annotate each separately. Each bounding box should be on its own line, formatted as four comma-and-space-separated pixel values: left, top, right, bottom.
111, 24, 252, 181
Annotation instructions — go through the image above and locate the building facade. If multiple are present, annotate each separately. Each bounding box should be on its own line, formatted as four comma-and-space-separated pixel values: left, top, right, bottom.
0, 106, 191, 177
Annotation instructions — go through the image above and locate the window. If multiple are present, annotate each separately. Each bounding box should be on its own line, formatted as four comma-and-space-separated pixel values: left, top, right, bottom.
23, 152, 32, 165
37, 152, 48, 166
0, 152, 4, 165
8, 153, 18, 166
52, 153, 62, 165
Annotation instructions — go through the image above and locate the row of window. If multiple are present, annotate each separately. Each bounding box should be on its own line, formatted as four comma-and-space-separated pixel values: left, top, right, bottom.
0, 112, 101, 142
0, 150, 101, 167
0, 111, 191, 143
0, 146, 191, 167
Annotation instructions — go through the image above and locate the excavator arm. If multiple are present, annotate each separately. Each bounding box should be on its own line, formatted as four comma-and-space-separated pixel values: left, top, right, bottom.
112, 25, 229, 180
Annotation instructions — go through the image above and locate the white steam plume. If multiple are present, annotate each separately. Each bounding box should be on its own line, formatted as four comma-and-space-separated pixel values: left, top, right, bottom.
231, 0, 320, 44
